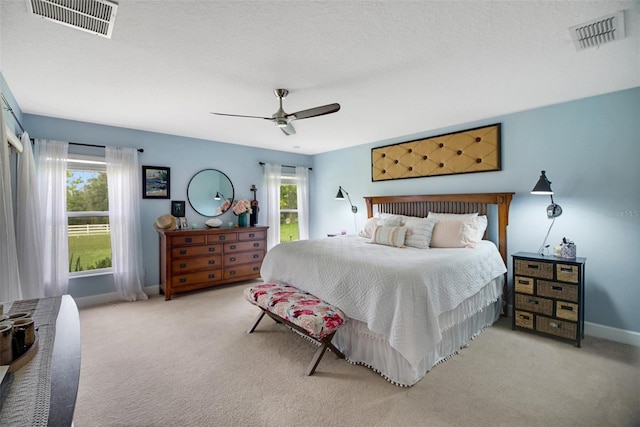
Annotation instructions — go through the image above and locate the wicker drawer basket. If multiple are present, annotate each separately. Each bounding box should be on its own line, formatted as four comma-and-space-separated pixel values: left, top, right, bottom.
556, 301, 579, 322
514, 310, 534, 329
514, 276, 534, 295
515, 259, 553, 279
536, 316, 577, 340
537, 281, 578, 302
557, 264, 579, 283
515, 294, 553, 316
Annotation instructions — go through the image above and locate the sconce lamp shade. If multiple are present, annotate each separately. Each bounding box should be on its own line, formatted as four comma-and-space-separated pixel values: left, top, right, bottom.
335, 186, 357, 213
531, 170, 553, 195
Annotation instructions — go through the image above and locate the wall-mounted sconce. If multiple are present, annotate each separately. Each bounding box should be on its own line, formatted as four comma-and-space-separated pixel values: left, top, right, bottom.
531, 170, 562, 254
335, 186, 357, 213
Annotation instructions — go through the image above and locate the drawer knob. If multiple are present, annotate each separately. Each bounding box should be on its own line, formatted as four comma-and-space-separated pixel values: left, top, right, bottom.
527, 264, 539, 270
179, 250, 187, 255
219, 236, 226, 241
179, 263, 187, 268
208, 247, 216, 252
230, 245, 236, 250
186, 238, 192, 243
208, 260, 215, 265
518, 280, 529, 284
253, 254, 259, 259
179, 278, 187, 283
518, 314, 530, 320
230, 271, 236, 276
249, 233, 255, 238
253, 243, 259, 247
560, 304, 574, 311
528, 299, 538, 305
550, 322, 561, 329
253, 266, 259, 272
552, 285, 563, 291
208, 273, 215, 279
560, 267, 573, 272
230, 257, 236, 262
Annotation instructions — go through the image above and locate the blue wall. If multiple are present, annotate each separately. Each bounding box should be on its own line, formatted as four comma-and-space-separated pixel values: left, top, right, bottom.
312, 87, 640, 333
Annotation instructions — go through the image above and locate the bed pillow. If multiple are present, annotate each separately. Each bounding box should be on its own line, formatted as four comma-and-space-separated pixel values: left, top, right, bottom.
370, 225, 408, 248
475, 215, 488, 241
404, 217, 437, 249
429, 219, 479, 248
378, 213, 406, 225
359, 216, 380, 238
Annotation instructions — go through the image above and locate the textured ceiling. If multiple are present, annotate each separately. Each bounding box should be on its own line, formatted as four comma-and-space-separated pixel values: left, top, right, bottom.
1, 1, 639, 155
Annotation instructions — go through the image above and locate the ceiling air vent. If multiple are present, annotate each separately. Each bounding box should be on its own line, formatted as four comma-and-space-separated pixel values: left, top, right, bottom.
569, 10, 625, 51
26, 0, 118, 39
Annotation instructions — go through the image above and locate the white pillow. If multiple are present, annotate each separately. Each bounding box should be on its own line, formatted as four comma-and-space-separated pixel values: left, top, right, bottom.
404, 217, 437, 249
359, 216, 380, 238
370, 225, 408, 248
429, 219, 479, 248
378, 213, 406, 224
475, 215, 488, 241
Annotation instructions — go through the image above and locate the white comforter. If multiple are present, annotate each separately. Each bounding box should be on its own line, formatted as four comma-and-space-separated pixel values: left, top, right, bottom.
260, 236, 506, 367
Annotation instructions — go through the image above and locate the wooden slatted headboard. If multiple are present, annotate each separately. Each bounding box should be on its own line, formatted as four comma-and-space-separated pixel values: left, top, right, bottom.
364, 192, 514, 313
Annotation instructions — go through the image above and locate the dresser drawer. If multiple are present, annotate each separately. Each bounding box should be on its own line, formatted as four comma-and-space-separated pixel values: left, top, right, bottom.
514, 310, 534, 329
515, 294, 553, 316
557, 264, 579, 283
224, 263, 261, 279
238, 230, 266, 241
171, 234, 205, 246
171, 255, 222, 273
536, 316, 577, 340
171, 269, 222, 288
224, 240, 265, 253
514, 276, 534, 295
537, 281, 578, 302
225, 250, 264, 265
207, 232, 237, 243
556, 301, 579, 322
171, 244, 221, 258
514, 259, 553, 279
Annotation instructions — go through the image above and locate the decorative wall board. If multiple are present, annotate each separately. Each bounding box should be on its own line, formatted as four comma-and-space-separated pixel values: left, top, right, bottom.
371, 124, 501, 181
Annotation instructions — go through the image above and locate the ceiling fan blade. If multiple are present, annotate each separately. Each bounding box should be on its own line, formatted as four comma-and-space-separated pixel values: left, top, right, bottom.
210, 112, 273, 121
287, 103, 340, 121
280, 122, 296, 135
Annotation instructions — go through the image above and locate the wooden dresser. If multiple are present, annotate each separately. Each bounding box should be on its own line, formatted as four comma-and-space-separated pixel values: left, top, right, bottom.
512, 252, 586, 347
158, 226, 268, 300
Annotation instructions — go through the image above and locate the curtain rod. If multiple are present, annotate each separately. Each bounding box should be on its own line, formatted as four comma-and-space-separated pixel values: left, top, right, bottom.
1, 93, 26, 134
69, 141, 144, 153
259, 161, 312, 171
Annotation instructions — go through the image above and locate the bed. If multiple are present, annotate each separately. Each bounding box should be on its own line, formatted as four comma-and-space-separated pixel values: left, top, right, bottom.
260, 192, 514, 386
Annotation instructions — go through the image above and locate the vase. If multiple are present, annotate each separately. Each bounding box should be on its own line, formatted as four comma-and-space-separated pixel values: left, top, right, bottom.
238, 212, 249, 227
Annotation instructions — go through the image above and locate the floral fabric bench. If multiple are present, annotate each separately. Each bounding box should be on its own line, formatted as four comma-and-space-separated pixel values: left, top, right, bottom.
243, 282, 347, 376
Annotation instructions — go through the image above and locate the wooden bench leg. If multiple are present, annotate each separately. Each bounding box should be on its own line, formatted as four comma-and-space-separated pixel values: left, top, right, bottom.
305, 331, 345, 376
247, 310, 266, 334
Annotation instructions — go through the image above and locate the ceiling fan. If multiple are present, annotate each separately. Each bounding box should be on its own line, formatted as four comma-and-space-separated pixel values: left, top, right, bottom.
210, 89, 340, 135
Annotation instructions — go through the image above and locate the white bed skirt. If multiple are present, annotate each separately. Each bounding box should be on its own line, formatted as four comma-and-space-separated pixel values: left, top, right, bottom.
333, 277, 503, 387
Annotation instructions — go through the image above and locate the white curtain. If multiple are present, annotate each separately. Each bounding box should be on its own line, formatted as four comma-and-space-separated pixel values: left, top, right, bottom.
35, 139, 69, 297
106, 146, 148, 301
17, 132, 44, 299
295, 166, 310, 240
264, 163, 281, 250
0, 111, 22, 301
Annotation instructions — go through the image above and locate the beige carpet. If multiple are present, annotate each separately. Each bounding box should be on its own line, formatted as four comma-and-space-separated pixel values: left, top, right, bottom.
74, 281, 640, 427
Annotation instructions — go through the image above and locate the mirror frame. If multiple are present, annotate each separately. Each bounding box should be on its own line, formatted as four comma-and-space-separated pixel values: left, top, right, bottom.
187, 169, 234, 217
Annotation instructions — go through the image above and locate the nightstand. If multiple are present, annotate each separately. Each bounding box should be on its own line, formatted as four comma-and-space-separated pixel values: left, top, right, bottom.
512, 252, 586, 347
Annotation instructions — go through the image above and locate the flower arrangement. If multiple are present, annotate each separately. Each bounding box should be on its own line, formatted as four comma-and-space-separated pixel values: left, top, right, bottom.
232, 199, 252, 215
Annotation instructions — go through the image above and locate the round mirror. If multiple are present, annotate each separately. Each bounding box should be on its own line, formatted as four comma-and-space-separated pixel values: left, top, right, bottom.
187, 169, 234, 217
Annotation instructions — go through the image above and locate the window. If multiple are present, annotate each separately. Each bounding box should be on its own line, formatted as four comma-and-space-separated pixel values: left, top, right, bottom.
67, 154, 112, 275
280, 176, 299, 242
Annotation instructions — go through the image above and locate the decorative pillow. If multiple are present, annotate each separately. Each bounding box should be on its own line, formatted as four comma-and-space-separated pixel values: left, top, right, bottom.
429, 219, 480, 248
378, 213, 406, 224
370, 225, 408, 248
359, 216, 380, 238
404, 217, 437, 249
378, 216, 403, 227
427, 211, 478, 220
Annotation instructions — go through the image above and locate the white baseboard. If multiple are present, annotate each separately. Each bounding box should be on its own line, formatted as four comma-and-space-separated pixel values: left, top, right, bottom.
506, 304, 639, 347
73, 285, 160, 309
584, 322, 640, 347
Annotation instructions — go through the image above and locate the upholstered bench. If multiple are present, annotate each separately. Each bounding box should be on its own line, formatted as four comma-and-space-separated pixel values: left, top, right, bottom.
243, 283, 347, 376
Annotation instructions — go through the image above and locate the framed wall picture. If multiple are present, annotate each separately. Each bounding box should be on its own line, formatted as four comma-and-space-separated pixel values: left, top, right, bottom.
171, 200, 186, 217
142, 166, 170, 199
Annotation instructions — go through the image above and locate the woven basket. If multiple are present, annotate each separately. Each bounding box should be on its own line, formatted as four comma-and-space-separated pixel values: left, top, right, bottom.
515, 259, 553, 279
536, 316, 577, 340
537, 281, 578, 302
